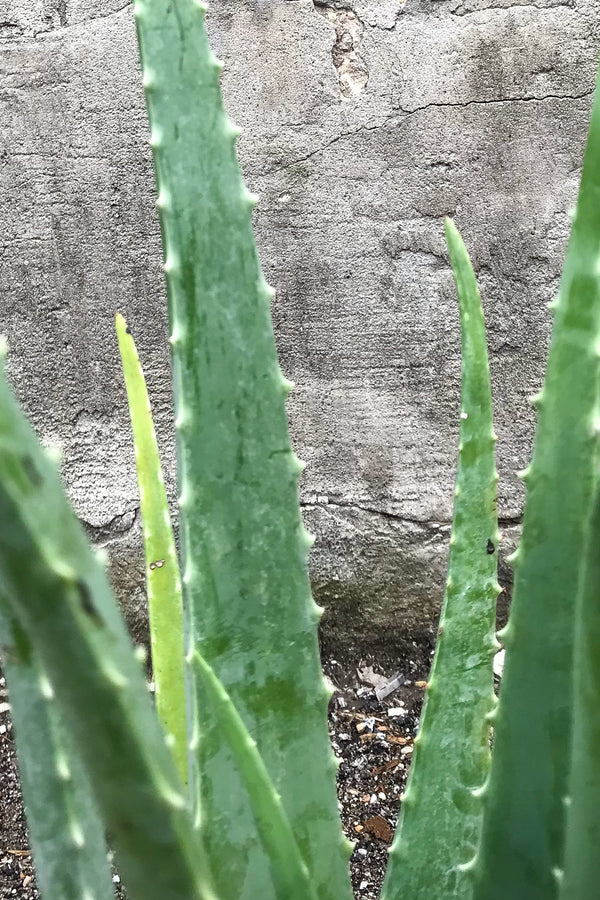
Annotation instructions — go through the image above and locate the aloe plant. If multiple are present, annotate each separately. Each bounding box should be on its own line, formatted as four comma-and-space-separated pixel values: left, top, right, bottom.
381, 219, 500, 900
1, 4, 600, 900
116, 312, 187, 784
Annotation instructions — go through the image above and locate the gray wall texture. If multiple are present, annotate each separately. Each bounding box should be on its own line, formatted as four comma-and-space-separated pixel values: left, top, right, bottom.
0, 0, 598, 653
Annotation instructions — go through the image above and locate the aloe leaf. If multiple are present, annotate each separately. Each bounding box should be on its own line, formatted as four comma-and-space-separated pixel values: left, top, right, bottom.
0, 603, 114, 900
0, 346, 217, 900
115, 313, 187, 785
381, 219, 499, 900
190, 651, 320, 900
559, 483, 600, 900
133, 4, 353, 900
472, 58, 600, 900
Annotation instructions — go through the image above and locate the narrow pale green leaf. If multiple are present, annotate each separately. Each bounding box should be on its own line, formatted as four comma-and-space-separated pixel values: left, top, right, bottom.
191, 652, 320, 900
0, 602, 114, 900
560, 484, 600, 900
382, 219, 498, 900
0, 348, 217, 900
473, 57, 600, 900
115, 313, 187, 785
133, 4, 354, 900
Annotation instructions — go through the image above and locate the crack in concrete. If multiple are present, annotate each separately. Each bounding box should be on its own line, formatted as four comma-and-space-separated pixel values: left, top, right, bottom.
302, 497, 523, 530
80, 506, 140, 544
260, 87, 594, 177
450, 1, 574, 16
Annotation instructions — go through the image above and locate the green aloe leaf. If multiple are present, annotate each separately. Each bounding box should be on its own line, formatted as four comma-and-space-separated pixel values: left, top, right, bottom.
559, 482, 600, 900
115, 313, 187, 785
472, 55, 600, 900
0, 601, 114, 900
191, 651, 320, 900
382, 219, 499, 900
133, 3, 354, 900
0, 344, 217, 900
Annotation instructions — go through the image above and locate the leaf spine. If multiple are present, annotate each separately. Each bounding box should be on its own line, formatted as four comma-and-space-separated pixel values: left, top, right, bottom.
99, 660, 128, 689
156, 189, 170, 211
243, 188, 259, 209
163, 252, 179, 276
70, 819, 86, 849
56, 753, 71, 781
39, 672, 54, 700
156, 778, 187, 810
149, 127, 162, 148
134, 644, 148, 665
44, 445, 62, 466
312, 601, 325, 621
457, 854, 478, 874
225, 120, 243, 140
94, 547, 109, 568
300, 527, 315, 549
169, 321, 185, 346
290, 454, 306, 476
529, 390, 544, 408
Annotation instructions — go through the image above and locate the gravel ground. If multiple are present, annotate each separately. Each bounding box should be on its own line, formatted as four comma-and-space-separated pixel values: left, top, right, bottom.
0, 647, 431, 900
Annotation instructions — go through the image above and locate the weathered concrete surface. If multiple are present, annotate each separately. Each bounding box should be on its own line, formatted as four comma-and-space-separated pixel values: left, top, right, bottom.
0, 0, 598, 651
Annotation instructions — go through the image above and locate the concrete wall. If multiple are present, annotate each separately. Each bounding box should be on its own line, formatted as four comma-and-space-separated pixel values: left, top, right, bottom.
0, 0, 598, 652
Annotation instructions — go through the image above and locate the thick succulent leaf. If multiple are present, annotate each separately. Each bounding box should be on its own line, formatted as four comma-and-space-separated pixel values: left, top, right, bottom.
559, 483, 600, 900
133, 4, 354, 900
115, 313, 187, 785
472, 57, 600, 900
191, 652, 320, 900
0, 349, 217, 900
382, 219, 499, 900
0, 602, 114, 900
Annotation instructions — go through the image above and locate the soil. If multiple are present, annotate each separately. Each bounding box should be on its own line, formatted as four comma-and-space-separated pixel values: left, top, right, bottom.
0, 643, 432, 900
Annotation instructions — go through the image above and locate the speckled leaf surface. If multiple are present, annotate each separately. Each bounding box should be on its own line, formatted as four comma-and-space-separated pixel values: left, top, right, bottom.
0, 602, 114, 900
0, 350, 216, 900
116, 313, 187, 785
382, 220, 499, 900
133, 3, 353, 900
473, 55, 600, 900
